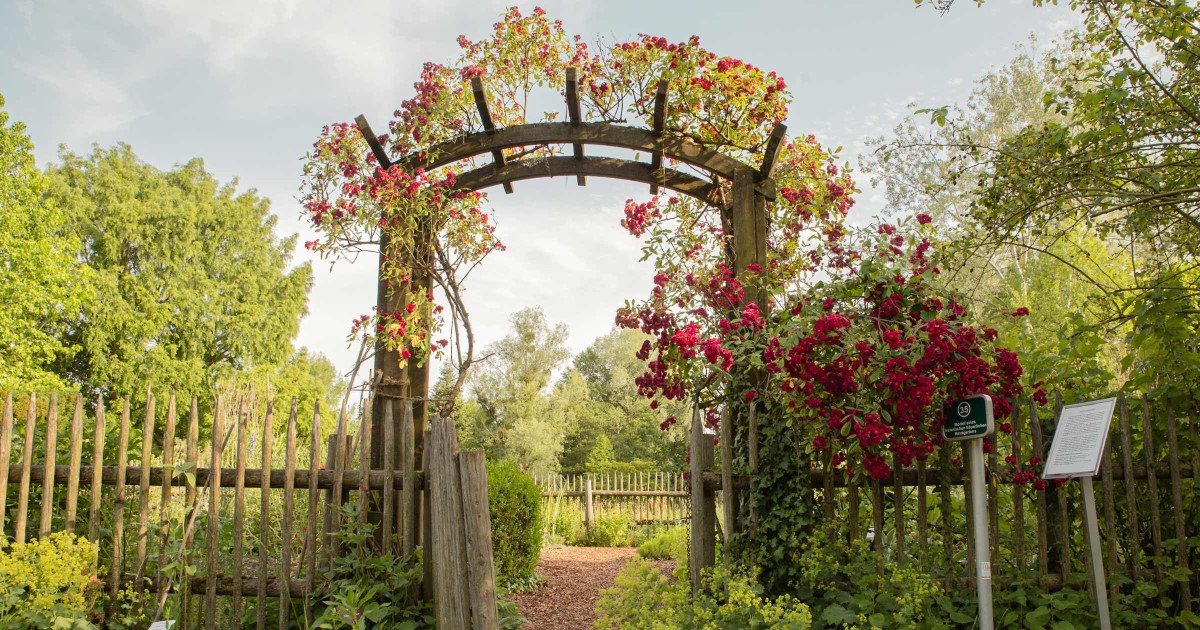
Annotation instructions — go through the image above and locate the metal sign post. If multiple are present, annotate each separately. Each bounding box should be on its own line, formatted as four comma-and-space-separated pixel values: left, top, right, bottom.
1043, 397, 1118, 630
943, 394, 994, 630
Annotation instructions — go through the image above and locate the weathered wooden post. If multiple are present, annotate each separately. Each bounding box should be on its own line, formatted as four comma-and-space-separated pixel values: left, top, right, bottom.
353, 116, 413, 531
584, 476, 595, 533
428, 417, 469, 629
460, 451, 500, 630
728, 151, 775, 552
690, 404, 716, 592
719, 406, 735, 559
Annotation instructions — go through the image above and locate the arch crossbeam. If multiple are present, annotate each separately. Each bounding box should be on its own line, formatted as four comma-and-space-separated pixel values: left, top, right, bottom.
390, 122, 775, 201
455, 156, 723, 207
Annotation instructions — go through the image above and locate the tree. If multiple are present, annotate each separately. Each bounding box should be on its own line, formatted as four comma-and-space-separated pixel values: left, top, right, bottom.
913, 0, 1200, 401
863, 44, 1130, 396
462, 307, 570, 474
555, 328, 688, 473
585, 434, 616, 472
47, 144, 313, 401
0, 92, 89, 391
254, 347, 347, 442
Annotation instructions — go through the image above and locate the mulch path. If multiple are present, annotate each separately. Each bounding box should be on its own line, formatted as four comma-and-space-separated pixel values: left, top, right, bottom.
509, 546, 674, 630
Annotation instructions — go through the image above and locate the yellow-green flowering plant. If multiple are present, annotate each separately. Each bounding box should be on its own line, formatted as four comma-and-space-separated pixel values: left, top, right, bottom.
0, 532, 101, 629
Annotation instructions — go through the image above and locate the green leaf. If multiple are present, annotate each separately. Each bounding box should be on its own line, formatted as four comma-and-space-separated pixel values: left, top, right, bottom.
821, 604, 857, 625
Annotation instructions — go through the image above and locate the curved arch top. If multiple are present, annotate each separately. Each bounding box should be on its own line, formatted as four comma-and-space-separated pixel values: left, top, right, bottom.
394, 122, 776, 201
454, 155, 725, 207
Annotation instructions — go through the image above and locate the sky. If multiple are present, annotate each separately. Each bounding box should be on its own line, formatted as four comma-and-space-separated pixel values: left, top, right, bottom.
0, 0, 1077, 381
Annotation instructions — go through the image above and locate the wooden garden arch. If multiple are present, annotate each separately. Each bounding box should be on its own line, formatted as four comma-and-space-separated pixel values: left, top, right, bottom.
355, 66, 778, 590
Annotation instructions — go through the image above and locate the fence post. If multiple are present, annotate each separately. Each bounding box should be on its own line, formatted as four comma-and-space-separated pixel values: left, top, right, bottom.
460, 451, 499, 630
584, 477, 594, 533
428, 417, 470, 629
690, 404, 716, 593
720, 406, 736, 559
323, 435, 338, 548
401, 401, 417, 557
421, 428, 433, 603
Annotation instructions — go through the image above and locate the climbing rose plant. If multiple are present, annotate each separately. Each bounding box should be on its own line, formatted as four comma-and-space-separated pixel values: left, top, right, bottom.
618, 189, 1040, 482
300, 6, 800, 370
298, 6, 1039, 483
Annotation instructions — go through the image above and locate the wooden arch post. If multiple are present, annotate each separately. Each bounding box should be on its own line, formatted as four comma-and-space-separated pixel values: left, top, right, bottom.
354, 66, 777, 587
723, 125, 783, 550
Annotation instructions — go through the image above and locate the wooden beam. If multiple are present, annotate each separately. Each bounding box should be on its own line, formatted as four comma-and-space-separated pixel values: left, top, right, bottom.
689, 405, 716, 593
565, 67, 585, 186
11, 462, 426, 492
354, 115, 392, 168
470, 76, 513, 194
395, 122, 776, 200
650, 79, 668, 194
758, 122, 787, 179
731, 167, 769, 306
453, 155, 724, 207
732, 167, 757, 275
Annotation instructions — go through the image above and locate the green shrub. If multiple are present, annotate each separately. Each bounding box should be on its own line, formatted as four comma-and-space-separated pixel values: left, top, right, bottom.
792, 535, 944, 629
497, 595, 527, 629
487, 459, 542, 584
636, 526, 688, 562
630, 521, 670, 547
584, 513, 634, 547
790, 532, 1199, 629
0, 532, 101, 629
594, 558, 812, 629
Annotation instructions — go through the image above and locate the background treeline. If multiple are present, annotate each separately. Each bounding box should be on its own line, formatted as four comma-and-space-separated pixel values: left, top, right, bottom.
0, 95, 344, 437
439, 307, 688, 477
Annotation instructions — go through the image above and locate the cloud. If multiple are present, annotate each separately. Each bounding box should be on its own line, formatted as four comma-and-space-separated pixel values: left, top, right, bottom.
7, 0, 532, 145
97, 0, 530, 113
9, 40, 148, 143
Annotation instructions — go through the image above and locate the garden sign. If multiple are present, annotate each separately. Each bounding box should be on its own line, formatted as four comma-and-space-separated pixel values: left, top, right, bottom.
1043, 398, 1118, 630
942, 394, 994, 630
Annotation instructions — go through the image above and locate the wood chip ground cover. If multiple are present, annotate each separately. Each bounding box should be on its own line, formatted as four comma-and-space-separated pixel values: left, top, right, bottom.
510, 546, 675, 629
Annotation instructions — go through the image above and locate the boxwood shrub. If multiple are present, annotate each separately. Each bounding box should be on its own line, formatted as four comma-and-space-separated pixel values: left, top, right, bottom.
487, 459, 542, 584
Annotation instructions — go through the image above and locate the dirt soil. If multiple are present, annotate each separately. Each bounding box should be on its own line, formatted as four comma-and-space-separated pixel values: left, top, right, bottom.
509, 546, 674, 630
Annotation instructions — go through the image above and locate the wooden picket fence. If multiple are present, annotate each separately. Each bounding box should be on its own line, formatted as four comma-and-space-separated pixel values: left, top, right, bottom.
0, 389, 499, 630
534, 472, 690, 531
540, 395, 1199, 610
693, 394, 1198, 611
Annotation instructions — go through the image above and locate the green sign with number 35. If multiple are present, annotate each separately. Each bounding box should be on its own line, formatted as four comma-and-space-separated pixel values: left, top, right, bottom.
942, 394, 994, 441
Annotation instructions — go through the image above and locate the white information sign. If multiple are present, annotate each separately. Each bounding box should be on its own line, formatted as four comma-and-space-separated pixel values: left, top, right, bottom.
1042, 397, 1117, 479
